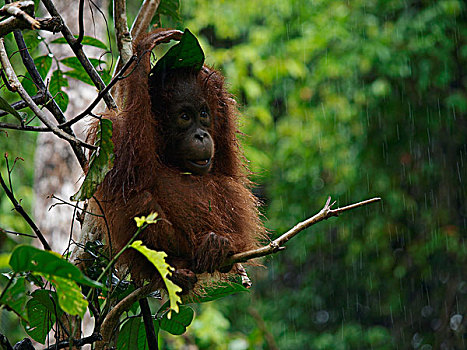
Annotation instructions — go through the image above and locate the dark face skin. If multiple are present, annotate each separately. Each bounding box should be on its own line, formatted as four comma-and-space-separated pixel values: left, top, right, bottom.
161, 78, 215, 175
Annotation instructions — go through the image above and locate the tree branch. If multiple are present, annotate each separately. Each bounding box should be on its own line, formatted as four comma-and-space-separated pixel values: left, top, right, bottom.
0, 170, 51, 250
44, 332, 102, 350
0, 92, 45, 117
97, 283, 155, 350
0, 122, 50, 131
227, 196, 382, 264
139, 298, 158, 350
58, 54, 138, 129
97, 196, 381, 344
40, 0, 117, 110
114, 0, 133, 65
112, 0, 161, 76
130, 0, 161, 39
0, 1, 63, 37
13, 30, 87, 168
0, 37, 96, 151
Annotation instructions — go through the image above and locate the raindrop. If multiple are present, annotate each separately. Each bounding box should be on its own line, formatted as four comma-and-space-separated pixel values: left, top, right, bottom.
440, 341, 450, 350
458, 281, 467, 294
430, 318, 441, 331
438, 271, 449, 284
411, 333, 423, 348
48, 53, 54, 58
449, 314, 463, 331
313, 310, 329, 324
37, 35, 42, 40
421, 305, 433, 318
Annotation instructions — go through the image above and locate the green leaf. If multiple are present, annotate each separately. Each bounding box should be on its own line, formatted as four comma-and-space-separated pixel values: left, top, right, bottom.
21, 72, 36, 96
130, 241, 182, 317
0, 96, 23, 122
61, 57, 105, 70
150, 28, 204, 77
51, 36, 108, 50
47, 275, 87, 318
71, 118, 114, 201
183, 281, 250, 304
0, 276, 28, 321
49, 70, 69, 112
117, 318, 158, 350
159, 305, 194, 335
9, 245, 103, 289
35, 55, 52, 80
29, 289, 62, 316
64, 69, 94, 86
157, 0, 181, 21
24, 291, 57, 344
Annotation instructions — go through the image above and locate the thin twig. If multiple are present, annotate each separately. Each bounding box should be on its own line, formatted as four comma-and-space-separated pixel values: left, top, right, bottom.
227, 197, 382, 264
13, 28, 87, 167
0, 227, 36, 238
76, 0, 85, 45
0, 38, 96, 151
98, 196, 382, 342
58, 54, 138, 129
0, 92, 45, 117
0, 122, 50, 131
44, 333, 102, 350
0, 170, 51, 250
40, 0, 117, 110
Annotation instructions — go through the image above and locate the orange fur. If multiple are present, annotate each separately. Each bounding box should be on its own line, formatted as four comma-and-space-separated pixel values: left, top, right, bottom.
88, 31, 265, 283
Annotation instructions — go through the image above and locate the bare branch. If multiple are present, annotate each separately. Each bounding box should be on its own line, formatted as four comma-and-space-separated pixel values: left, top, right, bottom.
0, 1, 63, 37
112, 0, 161, 76
0, 1, 38, 29
139, 298, 158, 350
59, 54, 138, 129
97, 196, 381, 343
40, 0, 117, 110
12, 31, 88, 167
114, 0, 133, 64
0, 37, 96, 150
44, 333, 102, 350
131, 0, 161, 39
98, 283, 155, 349
0, 170, 51, 250
0, 92, 45, 117
76, 0, 85, 45
227, 197, 382, 264
0, 122, 50, 131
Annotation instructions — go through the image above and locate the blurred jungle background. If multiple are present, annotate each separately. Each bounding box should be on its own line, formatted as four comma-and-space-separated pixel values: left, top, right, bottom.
0, 0, 466, 349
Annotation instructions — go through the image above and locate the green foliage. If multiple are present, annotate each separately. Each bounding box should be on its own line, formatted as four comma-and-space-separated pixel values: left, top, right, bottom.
182, 0, 467, 348
159, 305, 194, 335
50, 36, 108, 50
0, 97, 23, 122
150, 28, 205, 76
130, 240, 183, 316
9, 245, 102, 289
71, 119, 114, 201
1, 0, 466, 348
117, 318, 155, 349
23, 290, 61, 344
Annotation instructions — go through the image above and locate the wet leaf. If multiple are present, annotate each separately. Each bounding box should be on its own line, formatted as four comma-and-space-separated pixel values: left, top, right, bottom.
71, 118, 114, 201
130, 241, 182, 317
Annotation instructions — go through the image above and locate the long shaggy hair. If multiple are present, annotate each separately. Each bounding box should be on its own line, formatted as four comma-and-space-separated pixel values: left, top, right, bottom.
88, 30, 265, 282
